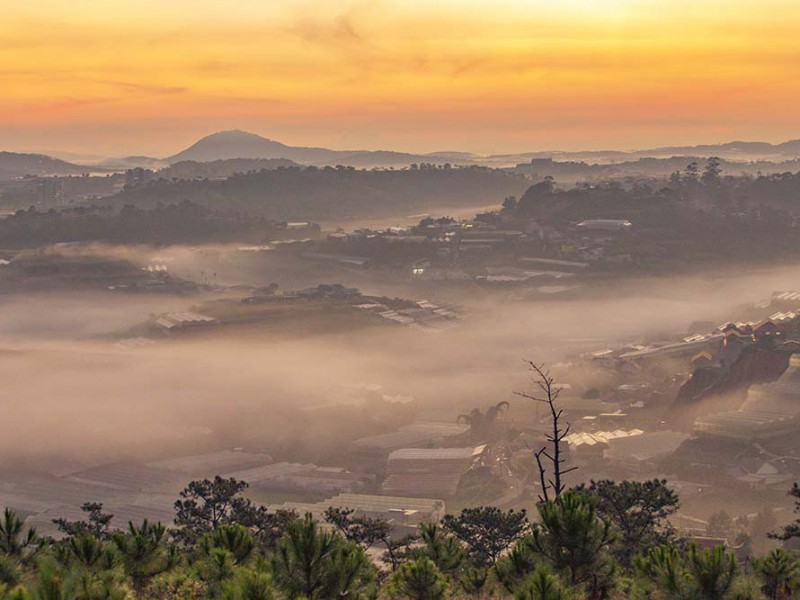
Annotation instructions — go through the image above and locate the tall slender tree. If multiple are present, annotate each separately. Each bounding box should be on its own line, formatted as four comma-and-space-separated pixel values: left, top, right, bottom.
753, 548, 800, 600
515, 362, 575, 502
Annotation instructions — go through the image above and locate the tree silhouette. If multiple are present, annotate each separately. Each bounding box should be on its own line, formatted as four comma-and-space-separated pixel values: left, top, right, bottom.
112, 520, 178, 592
271, 515, 374, 599
636, 544, 738, 600
574, 479, 679, 566
514, 565, 569, 600
323, 506, 416, 571
197, 524, 256, 566
387, 557, 449, 600
515, 362, 575, 502
0, 509, 40, 560
442, 506, 528, 567
530, 491, 615, 592
53, 502, 113, 541
753, 548, 800, 600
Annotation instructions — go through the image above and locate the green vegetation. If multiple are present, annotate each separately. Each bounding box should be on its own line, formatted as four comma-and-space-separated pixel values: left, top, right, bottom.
2, 474, 800, 599
503, 163, 800, 270
0, 201, 298, 248
111, 165, 527, 221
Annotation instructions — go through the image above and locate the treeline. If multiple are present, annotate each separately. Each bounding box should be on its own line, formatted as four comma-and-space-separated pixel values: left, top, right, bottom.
515, 156, 800, 182
157, 159, 299, 182
111, 166, 529, 221
513, 160, 800, 225
501, 162, 800, 267
2, 476, 799, 599
0, 201, 299, 248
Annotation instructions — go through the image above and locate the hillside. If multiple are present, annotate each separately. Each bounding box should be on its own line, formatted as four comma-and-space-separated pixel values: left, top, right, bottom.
109, 165, 528, 221
165, 130, 800, 170
159, 157, 299, 180
168, 130, 340, 164
513, 155, 800, 182
491, 138, 800, 167
166, 130, 472, 168
0, 152, 86, 179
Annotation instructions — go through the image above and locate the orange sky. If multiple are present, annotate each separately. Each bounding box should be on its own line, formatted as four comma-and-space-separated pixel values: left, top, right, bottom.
2, 0, 799, 156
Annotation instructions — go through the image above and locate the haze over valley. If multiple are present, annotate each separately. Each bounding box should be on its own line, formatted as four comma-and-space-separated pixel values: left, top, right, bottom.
6, 2, 800, 597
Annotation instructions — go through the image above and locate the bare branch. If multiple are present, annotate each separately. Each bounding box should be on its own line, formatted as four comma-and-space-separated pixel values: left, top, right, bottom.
519, 360, 575, 502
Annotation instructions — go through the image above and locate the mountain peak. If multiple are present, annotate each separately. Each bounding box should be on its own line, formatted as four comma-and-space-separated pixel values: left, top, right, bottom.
167, 130, 296, 163
204, 130, 274, 142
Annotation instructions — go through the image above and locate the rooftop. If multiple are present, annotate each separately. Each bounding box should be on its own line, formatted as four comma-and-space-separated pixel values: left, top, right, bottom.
352, 422, 469, 452
146, 450, 273, 475
565, 429, 644, 448
388, 446, 485, 461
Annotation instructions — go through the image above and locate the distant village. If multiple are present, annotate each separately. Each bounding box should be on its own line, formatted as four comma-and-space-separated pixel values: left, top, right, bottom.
2, 289, 800, 556
4, 177, 800, 558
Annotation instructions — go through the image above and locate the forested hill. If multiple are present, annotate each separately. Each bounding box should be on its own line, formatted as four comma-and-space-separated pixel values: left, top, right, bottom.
109, 165, 529, 221
158, 158, 299, 180
0, 152, 86, 178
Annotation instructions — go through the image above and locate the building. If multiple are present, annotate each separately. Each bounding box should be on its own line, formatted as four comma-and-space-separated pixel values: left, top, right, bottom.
518, 257, 589, 270
296, 283, 361, 298
604, 430, 690, 472
351, 422, 469, 455
271, 493, 446, 533
381, 446, 486, 498
576, 219, 632, 232
225, 462, 373, 495
154, 311, 217, 334
146, 449, 273, 478
694, 355, 800, 440
618, 333, 723, 362
565, 429, 643, 460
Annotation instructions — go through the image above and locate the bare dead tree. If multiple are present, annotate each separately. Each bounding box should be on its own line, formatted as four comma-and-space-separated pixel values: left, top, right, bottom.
515, 361, 577, 503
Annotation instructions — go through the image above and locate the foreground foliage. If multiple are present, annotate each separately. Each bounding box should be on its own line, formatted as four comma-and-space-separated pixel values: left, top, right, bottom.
0, 476, 797, 599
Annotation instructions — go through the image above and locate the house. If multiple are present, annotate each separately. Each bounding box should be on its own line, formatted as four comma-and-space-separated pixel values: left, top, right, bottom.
734, 461, 792, 489
753, 320, 779, 339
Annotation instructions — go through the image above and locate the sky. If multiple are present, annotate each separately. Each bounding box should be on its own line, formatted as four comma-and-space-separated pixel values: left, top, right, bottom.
2, 0, 800, 157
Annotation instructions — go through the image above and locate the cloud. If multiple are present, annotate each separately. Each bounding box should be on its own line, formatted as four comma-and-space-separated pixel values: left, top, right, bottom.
90, 79, 189, 96
284, 3, 373, 49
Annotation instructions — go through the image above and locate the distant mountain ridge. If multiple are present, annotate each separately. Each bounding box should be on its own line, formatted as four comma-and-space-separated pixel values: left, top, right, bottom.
0, 152, 87, 179
166, 130, 473, 167
498, 139, 800, 166
166, 130, 800, 169
8, 131, 800, 178
168, 130, 339, 164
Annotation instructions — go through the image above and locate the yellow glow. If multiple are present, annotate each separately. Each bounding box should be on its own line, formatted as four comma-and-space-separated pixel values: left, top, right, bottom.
2, 0, 799, 155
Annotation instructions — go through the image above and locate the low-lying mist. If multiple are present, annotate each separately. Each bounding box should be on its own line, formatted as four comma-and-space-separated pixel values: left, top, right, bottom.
4, 244, 800, 473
